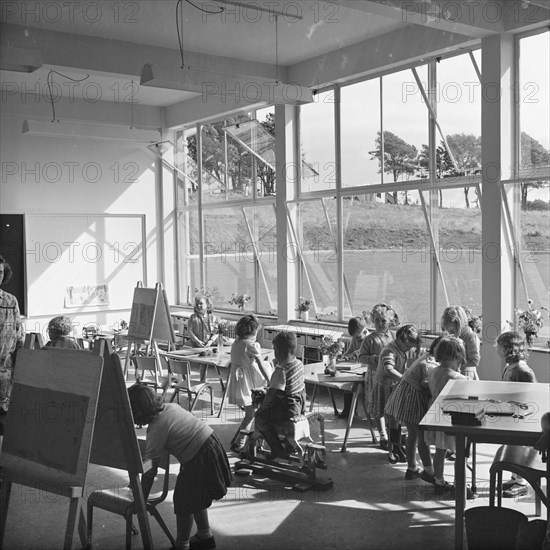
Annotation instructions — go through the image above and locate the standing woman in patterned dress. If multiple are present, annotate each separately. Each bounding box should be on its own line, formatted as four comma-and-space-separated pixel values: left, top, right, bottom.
0, 255, 24, 454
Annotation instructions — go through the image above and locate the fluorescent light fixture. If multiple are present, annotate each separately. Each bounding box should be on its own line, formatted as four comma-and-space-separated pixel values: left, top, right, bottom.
140, 63, 313, 105
22, 119, 161, 142
0, 47, 42, 73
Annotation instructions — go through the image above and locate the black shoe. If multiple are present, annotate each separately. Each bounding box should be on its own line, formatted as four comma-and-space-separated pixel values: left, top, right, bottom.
379, 438, 388, 450
404, 468, 422, 480
420, 470, 436, 485
190, 534, 216, 550
337, 409, 351, 418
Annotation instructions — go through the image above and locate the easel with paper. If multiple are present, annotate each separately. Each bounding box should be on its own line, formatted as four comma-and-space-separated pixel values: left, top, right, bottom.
0, 338, 154, 550
123, 282, 176, 384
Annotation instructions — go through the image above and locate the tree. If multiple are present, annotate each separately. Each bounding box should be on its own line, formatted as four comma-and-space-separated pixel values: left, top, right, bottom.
369, 131, 418, 203
446, 133, 481, 208
520, 131, 550, 209
258, 112, 276, 196
417, 143, 453, 207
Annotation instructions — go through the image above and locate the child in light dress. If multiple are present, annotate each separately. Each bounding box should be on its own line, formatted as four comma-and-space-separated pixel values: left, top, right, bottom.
358, 303, 399, 447
128, 384, 231, 550
227, 315, 272, 453
385, 336, 442, 480
497, 330, 537, 498
423, 336, 467, 493
441, 305, 480, 380
373, 324, 421, 463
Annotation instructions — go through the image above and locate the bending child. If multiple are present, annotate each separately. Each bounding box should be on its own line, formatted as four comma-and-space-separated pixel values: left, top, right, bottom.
254, 331, 306, 459
373, 324, 420, 463
423, 336, 469, 495
441, 305, 480, 380
227, 315, 272, 453
128, 384, 231, 550
385, 336, 442, 481
357, 303, 399, 447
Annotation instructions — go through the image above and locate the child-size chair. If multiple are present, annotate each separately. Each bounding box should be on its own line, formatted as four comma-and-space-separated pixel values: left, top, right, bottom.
86, 450, 175, 550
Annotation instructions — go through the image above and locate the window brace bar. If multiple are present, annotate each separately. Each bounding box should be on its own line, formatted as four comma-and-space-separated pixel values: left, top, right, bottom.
285, 204, 318, 313
411, 67, 460, 173
468, 51, 482, 83
500, 185, 530, 302
320, 197, 353, 314
223, 127, 276, 171
419, 191, 450, 305
241, 206, 275, 311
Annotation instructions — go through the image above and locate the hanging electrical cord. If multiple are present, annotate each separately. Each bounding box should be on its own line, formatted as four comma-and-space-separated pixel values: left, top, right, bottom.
46, 69, 89, 122
176, 0, 225, 69
275, 15, 279, 84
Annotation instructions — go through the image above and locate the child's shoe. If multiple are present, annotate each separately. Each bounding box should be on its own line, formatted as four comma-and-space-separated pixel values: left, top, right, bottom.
379, 438, 388, 450
404, 468, 422, 480
190, 534, 216, 549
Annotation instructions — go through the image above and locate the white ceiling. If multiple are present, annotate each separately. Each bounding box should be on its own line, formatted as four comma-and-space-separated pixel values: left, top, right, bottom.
1, 0, 549, 109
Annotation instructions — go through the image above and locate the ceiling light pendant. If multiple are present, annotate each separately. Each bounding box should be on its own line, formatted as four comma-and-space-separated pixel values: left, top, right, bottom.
140, 63, 313, 106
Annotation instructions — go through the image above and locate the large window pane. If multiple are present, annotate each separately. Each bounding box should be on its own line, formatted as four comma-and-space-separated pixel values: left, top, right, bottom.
380, 68, 428, 186
341, 79, 381, 187
435, 188, 482, 323
342, 193, 430, 326
300, 89, 336, 193
297, 198, 338, 320
178, 210, 200, 305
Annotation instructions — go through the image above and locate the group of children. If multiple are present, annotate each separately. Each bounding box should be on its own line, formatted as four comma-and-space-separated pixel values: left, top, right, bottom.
36, 305, 538, 549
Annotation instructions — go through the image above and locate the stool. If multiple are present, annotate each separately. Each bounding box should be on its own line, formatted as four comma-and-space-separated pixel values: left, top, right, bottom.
489, 445, 547, 516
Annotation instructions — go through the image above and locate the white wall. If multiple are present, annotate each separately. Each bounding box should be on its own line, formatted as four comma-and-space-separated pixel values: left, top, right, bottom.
0, 94, 178, 337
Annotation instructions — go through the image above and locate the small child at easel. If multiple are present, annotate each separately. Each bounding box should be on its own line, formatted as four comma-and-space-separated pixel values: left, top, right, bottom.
227, 315, 272, 453
358, 303, 399, 447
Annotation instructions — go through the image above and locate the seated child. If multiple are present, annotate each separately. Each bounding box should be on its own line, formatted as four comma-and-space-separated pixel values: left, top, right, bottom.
45, 316, 82, 349
338, 316, 368, 418
497, 330, 537, 498
227, 315, 272, 453
254, 331, 306, 458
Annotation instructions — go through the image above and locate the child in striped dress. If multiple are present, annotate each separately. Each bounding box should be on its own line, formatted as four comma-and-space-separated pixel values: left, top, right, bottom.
385, 336, 442, 480
357, 303, 399, 448
255, 331, 306, 458
373, 324, 421, 463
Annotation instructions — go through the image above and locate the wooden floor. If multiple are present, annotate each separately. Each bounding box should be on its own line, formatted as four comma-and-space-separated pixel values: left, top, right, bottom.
2, 374, 547, 550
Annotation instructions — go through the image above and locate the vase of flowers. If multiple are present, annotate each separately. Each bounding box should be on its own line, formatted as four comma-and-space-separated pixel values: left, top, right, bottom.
320, 335, 345, 376
514, 301, 547, 347
217, 319, 227, 351
297, 297, 312, 322
229, 292, 251, 312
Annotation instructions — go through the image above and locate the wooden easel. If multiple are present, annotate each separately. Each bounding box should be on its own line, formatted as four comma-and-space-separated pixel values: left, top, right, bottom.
123, 282, 176, 385
0, 338, 154, 550
0, 342, 104, 550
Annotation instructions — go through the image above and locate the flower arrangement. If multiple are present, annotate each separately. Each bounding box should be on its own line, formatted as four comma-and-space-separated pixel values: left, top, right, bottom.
229, 292, 251, 311
319, 335, 345, 359
464, 307, 482, 334
217, 319, 228, 335
513, 301, 547, 346
297, 297, 312, 312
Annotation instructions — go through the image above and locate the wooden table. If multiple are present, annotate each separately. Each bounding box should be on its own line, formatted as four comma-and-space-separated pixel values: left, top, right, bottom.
305, 361, 368, 452
419, 379, 550, 550
161, 346, 274, 417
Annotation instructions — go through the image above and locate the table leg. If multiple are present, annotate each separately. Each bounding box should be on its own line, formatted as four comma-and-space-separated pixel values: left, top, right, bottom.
341, 384, 360, 453
309, 385, 318, 413
454, 433, 466, 550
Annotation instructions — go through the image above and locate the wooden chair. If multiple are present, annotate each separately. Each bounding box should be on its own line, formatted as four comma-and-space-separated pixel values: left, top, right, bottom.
489, 444, 547, 516
86, 451, 175, 550
163, 357, 214, 414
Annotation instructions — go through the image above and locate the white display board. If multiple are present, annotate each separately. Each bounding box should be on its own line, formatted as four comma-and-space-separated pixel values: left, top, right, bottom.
25, 214, 146, 316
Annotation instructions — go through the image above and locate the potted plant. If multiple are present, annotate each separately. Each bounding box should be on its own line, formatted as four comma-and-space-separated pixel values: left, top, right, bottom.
229, 292, 251, 312
297, 297, 312, 321
513, 301, 547, 347
319, 335, 345, 376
